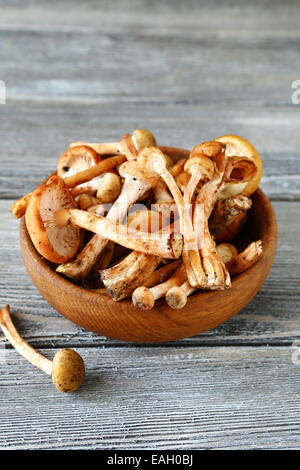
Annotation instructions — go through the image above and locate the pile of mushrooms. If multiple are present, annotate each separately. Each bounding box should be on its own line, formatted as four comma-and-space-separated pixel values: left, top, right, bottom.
9, 130, 264, 311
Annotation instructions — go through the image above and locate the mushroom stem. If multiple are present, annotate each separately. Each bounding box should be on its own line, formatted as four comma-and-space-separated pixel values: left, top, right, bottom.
143, 260, 181, 288
101, 251, 162, 301
192, 143, 231, 289
56, 208, 183, 259
226, 240, 263, 276
0, 305, 85, 393
132, 264, 186, 310
70, 129, 156, 158
0, 305, 52, 375
70, 141, 121, 155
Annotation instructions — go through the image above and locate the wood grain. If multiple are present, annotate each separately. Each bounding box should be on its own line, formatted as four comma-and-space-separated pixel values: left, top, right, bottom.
0, 346, 299, 449
1, 104, 300, 201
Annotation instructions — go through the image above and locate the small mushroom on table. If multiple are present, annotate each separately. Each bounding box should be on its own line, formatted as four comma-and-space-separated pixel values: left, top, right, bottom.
0, 305, 85, 393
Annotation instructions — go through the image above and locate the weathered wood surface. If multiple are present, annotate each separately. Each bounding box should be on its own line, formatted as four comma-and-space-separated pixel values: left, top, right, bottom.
0, 346, 300, 450
0, 0, 300, 450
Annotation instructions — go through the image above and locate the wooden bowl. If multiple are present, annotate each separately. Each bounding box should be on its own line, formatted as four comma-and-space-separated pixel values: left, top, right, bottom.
19, 147, 277, 343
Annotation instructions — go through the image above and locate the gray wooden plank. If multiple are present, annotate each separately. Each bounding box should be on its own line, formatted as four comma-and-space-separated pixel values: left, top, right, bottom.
0, 22, 299, 106
1, 103, 300, 200
0, 0, 299, 32
0, 199, 299, 347
0, 345, 299, 449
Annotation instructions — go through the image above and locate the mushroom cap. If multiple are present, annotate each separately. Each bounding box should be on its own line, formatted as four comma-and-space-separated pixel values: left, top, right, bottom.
96, 172, 121, 203
132, 286, 155, 310
184, 155, 215, 179
216, 135, 263, 197
57, 146, 101, 179
175, 171, 190, 194
217, 243, 239, 264
166, 286, 187, 309
119, 160, 158, 187
132, 129, 157, 151
137, 147, 173, 175
51, 349, 85, 393
25, 176, 81, 263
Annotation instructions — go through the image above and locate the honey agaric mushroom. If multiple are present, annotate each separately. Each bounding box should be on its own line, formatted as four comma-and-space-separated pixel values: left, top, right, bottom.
0, 305, 85, 393
216, 135, 263, 198
181, 148, 217, 287
25, 176, 81, 264
96, 172, 121, 203
225, 240, 263, 276
57, 146, 101, 179
192, 141, 231, 289
132, 263, 186, 310
56, 159, 160, 280
209, 194, 252, 243
10, 154, 126, 219
165, 281, 194, 309
165, 241, 261, 310
216, 243, 239, 264
55, 208, 182, 259
70, 129, 156, 159
191, 143, 257, 289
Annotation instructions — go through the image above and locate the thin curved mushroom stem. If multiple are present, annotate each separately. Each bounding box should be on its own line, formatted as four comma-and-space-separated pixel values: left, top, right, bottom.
70, 141, 121, 155
56, 161, 159, 281
0, 305, 85, 393
181, 152, 216, 287
142, 260, 181, 288
137, 147, 203, 287
193, 142, 231, 289
55, 208, 183, 259
226, 240, 263, 276
193, 154, 257, 286
132, 263, 187, 310
9, 155, 126, 220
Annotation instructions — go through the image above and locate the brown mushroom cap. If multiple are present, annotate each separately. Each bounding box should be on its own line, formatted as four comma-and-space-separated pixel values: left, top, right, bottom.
119, 160, 159, 187
57, 146, 101, 179
25, 176, 81, 263
132, 129, 157, 151
216, 135, 263, 197
51, 349, 85, 393
184, 155, 215, 180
